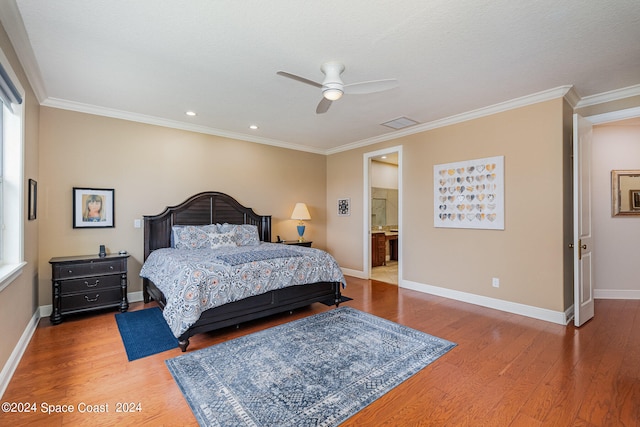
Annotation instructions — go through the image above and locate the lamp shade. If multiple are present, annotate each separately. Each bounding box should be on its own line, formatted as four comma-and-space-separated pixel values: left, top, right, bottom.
291, 202, 311, 220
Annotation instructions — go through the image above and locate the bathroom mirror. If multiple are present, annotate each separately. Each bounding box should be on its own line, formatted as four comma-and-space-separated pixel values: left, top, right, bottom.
612, 170, 640, 216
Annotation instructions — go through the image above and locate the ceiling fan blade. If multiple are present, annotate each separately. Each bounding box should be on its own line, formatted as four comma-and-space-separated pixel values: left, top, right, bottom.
316, 97, 332, 114
277, 71, 322, 88
344, 78, 399, 95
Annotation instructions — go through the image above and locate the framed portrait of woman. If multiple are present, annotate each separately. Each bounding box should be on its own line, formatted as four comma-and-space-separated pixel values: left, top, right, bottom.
73, 187, 115, 228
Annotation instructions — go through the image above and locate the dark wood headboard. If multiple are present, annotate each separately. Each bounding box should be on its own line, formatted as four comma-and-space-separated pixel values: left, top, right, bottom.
143, 192, 272, 260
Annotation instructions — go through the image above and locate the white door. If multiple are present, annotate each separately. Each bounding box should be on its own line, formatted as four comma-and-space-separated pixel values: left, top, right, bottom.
573, 114, 594, 327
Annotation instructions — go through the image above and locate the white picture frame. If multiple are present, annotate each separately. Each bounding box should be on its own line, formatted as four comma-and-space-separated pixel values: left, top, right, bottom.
434, 155, 504, 230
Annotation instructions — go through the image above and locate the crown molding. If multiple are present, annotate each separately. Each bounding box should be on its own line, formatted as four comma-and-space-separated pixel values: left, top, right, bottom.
44, 85, 579, 157
563, 86, 581, 108
41, 97, 326, 155
576, 84, 640, 108
327, 86, 574, 155
586, 106, 640, 124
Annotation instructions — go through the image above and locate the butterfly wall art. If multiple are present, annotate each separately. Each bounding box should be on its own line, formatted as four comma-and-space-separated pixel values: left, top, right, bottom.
433, 155, 504, 230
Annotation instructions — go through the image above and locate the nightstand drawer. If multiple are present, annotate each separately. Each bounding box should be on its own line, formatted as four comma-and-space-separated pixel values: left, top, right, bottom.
54, 260, 122, 279
60, 288, 122, 311
60, 274, 121, 294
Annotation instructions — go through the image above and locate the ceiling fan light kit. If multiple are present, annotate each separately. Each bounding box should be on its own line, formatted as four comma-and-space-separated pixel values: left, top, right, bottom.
322, 87, 343, 101
321, 61, 345, 101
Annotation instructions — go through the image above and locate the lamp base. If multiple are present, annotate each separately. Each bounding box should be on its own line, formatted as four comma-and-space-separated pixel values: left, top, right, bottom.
297, 224, 306, 242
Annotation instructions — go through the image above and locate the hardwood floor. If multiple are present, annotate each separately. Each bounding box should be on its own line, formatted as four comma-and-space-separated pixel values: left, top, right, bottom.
2, 277, 639, 426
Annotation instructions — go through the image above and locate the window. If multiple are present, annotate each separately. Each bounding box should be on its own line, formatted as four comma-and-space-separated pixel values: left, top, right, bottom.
0, 49, 25, 292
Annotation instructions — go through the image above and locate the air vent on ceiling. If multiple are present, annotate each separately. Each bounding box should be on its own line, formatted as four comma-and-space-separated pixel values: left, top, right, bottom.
381, 116, 420, 130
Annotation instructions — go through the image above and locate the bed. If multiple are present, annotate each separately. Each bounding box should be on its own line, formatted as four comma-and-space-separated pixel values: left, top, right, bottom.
141, 191, 345, 351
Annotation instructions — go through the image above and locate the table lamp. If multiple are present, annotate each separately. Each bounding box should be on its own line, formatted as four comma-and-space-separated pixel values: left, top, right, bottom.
291, 202, 311, 242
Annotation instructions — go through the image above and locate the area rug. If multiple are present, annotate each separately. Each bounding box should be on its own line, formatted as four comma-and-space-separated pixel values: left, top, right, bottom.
115, 307, 178, 361
166, 306, 456, 426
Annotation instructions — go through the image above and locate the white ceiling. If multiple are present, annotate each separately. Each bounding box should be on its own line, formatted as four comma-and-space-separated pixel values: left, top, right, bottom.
2, 0, 640, 154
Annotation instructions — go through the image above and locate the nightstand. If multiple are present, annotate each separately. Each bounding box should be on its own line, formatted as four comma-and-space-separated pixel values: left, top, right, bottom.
50, 253, 129, 324
282, 241, 312, 247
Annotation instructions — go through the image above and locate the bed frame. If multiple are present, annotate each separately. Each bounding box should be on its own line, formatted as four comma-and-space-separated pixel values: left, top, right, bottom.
142, 191, 342, 351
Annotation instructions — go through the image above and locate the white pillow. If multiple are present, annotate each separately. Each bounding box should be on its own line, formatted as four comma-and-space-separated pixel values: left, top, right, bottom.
209, 231, 237, 249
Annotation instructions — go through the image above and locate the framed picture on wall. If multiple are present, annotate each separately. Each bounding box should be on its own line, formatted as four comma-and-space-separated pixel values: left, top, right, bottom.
28, 179, 37, 220
337, 198, 351, 216
631, 190, 640, 210
433, 155, 505, 230
73, 187, 115, 228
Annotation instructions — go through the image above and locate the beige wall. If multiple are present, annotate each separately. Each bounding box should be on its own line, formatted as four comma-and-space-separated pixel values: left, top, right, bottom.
592, 119, 640, 294
328, 99, 571, 312
37, 108, 327, 306
0, 25, 39, 377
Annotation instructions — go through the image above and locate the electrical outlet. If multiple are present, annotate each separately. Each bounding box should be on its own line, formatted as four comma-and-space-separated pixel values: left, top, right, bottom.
492, 277, 500, 288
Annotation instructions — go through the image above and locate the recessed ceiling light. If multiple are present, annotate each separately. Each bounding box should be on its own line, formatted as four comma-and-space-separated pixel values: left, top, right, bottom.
186, 111, 197, 116
249, 124, 259, 130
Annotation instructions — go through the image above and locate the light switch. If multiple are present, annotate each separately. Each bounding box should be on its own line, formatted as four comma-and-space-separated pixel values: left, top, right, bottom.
134, 219, 141, 228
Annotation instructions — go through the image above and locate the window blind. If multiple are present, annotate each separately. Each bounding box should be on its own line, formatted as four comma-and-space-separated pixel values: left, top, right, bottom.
0, 62, 22, 111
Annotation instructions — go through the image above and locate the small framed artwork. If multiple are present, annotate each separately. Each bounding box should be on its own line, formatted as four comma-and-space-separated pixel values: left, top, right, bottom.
631, 190, 640, 210
337, 198, 351, 216
73, 187, 115, 228
28, 179, 37, 220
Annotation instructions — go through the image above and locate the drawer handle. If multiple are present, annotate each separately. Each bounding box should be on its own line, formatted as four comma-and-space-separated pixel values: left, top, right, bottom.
84, 294, 100, 302
109, 266, 114, 270
68, 269, 73, 274
85, 280, 99, 288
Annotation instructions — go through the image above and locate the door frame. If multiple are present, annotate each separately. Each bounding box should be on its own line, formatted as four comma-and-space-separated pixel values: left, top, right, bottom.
363, 145, 403, 281
576, 107, 640, 323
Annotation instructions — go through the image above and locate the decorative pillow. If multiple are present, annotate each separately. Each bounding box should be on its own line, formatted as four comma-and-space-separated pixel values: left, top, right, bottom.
209, 231, 237, 249
234, 224, 261, 246
171, 225, 218, 249
217, 223, 260, 246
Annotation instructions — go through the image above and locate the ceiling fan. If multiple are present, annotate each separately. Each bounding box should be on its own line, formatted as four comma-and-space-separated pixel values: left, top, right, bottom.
277, 62, 398, 114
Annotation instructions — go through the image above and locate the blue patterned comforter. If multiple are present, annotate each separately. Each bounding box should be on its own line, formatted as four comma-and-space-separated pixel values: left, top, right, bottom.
139, 243, 346, 338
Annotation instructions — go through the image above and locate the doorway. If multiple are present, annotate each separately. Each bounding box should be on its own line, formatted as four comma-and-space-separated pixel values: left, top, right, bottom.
573, 108, 640, 323
588, 115, 640, 303
364, 146, 402, 285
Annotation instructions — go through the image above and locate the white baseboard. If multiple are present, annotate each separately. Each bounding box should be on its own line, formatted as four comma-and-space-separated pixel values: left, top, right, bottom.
0, 309, 39, 399
400, 279, 571, 325
595, 289, 640, 299
342, 270, 573, 324
341, 268, 367, 279
129, 291, 144, 303
39, 304, 52, 317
